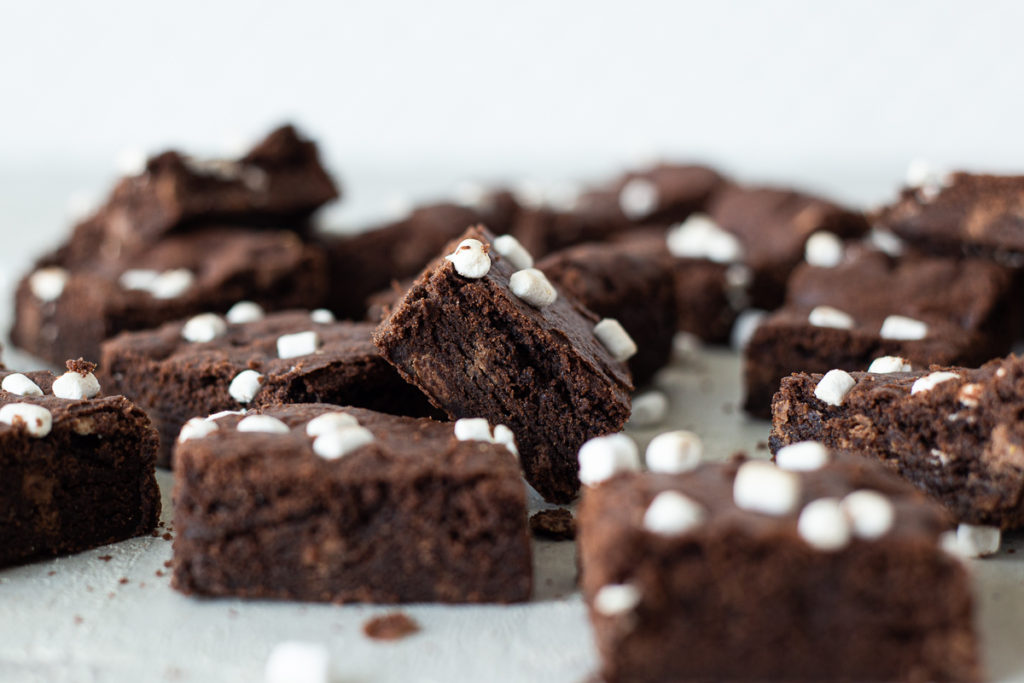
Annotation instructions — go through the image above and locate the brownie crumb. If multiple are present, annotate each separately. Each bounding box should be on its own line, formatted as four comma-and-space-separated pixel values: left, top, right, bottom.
756, 441, 769, 451
363, 613, 420, 641
66, 358, 97, 376
1009, 548, 1017, 555
73, 615, 83, 625
155, 570, 165, 578
728, 451, 749, 464
98, 555, 113, 562
108, 592, 116, 599
163, 560, 173, 568
47, 570, 56, 576
162, 532, 173, 541
529, 509, 576, 541
118, 577, 129, 585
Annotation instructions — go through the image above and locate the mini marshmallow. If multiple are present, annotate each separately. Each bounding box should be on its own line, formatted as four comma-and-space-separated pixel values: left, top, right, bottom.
236, 415, 290, 434
642, 490, 706, 536
672, 331, 702, 363
228, 370, 263, 403
578, 433, 641, 486
804, 231, 844, 267
206, 409, 246, 421
911, 371, 960, 396
178, 417, 219, 443
618, 177, 659, 220
305, 412, 359, 437
593, 583, 641, 616
594, 318, 637, 362
808, 305, 854, 330
733, 460, 801, 516
310, 308, 336, 324
775, 441, 830, 472
29, 267, 69, 302
492, 424, 519, 457
797, 498, 851, 551
277, 331, 322, 359
52, 370, 101, 400
509, 268, 557, 308
666, 214, 743, 263
645, 430, 703, 473
115, 146, 148, 176
628, 391, 668, 427
841, 490, 895, 540
814, 369, 856, 406
958, 383, 982, 408
150, 269, 195, 299
493, 234, 534, 270
730, 309, 767, 351
867, 228, 905, 257
954, 523, 1001, 558
313, 425, 375, 459
445, 238, 491, 278
454, 417, 493, 442
225, 301, 265, 324
905, 158, 943, 190
265, 641, 331, 683
1, 373, 43, 397
118, 269, 159, 290
181, 313, 227, 343
0, 403, 53, 437
867, 356, 913, 373
879, 315, 928, 340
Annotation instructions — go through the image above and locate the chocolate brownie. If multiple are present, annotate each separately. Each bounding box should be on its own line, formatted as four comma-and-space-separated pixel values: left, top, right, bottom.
743, 247, 1014, 417
101, 310, 434, 468
771, 354, 1024, 530
0, 362, 160, 568
172, 404, 532, 603
536, 239, 676, 385
12, 228, 327, 365
373, 226, 634, 503
578, 455, 979, 683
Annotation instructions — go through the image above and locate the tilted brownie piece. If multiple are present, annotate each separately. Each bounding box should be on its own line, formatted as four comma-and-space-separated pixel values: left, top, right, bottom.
101, 310, 434, 468
373, 226, 634, 503
537, 239, 676, 385
770, 354, 1024, 531
743, 247, 1014, 417
578, 454, 979, 683
0, 362, 160, 568
11, 228, 327, 365
172, 404, 532, 603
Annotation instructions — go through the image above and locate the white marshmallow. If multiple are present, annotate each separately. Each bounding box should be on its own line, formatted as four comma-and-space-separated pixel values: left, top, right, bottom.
645, 430, 703, 473
305, 412, 359, 437
277, 331, 322, 359
493, 234, 534, 270
265, 641, 331, 683
181, 313, 227, 343
958, 383, 982, 408
492, 424, 519, 457
206, 409, 246, 421
808, 305, 854, 330
228, 370, 263, 403
454, 417, 493, 442
730, 309, 767, 351
313, 425, 375, 459
775, 441, 830, 472
666, 214, 743, 263
905, 158, 944, 190
509, 268, 557, 308
115, 147, 148, 176
814, 369, 856, 406
911, 371, 960, 396
149, 269, 195, 299
618, 178, 659, 220
672, 331, 702, 363
867, 228, 905, 257
840, 490, 895, 540
0, 403, 52, 437
1, 373, 43, 397
445, 239, 491, 278
643, 490, 706, 536
733, 460, 801, 516
879, 315, 928, 340
310, 309, 336, 324
804, 231, 844, 267
118, 269, 159, 291
594, 318, 637, 362
953, 523, 1001, 558
867, 356, 913, 373
52, 370, 101, 400
578, 433, 641, 486
225, 301, 265, 324
628, 391, 668, 427
29, 267, 69, 302
237, 415, 290, 434
797, 498, 851, 551
593, 583, 641, 616
178, 417, 219, 443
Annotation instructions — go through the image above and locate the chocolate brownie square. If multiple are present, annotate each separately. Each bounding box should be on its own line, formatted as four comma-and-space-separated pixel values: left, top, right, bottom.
101, 309, 434, 468
373, 226, 634, 503
743, 246, 1014, 417
11, 228, 327, 365
577, 452, 979, 683
172, 404, 532, 603
0, 362, 160, 567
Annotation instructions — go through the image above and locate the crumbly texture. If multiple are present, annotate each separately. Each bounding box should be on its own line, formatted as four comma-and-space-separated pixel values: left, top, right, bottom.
537, 239, 676, 385
172, 404, 532, 603
771, 354, 1024, 528
0, 367, 160, 568
529, 509, 575, 541
363, 613, 421, 640
11, 228, 327, 365
577, 459, 979, 683
373, 226, 633, 503
743, 248, 1014, 417
101, 310, 435, 467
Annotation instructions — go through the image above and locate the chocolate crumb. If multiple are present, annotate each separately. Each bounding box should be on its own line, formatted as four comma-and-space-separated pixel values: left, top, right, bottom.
162, 532, 173, 541
108, 592, 116, 599
66, 358, 97, 376
98, 555, 113, 562
155, 570, 165, 578
529, 509, 576, 541
163, 560, 173, 568
118, 577, 129, 585
756, 441, 769, 451
47, 570, 56, 576
729, 451, 749, 464
1009, 548, 1016, 554
73, 615, 83, 625
363, 613, 420, 641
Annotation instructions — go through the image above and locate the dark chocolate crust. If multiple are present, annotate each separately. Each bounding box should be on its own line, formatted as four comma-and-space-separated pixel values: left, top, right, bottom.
172, 404, 532, 603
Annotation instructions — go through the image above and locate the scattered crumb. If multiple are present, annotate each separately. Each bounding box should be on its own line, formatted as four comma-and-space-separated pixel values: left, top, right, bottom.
98, 555, 113, 562
108, 592, 116, 599
163, 560, 173, 568
155, 570, 165, 578
363, 613, 420, 641
73, 615, 83, 625
729, 451, 748, 463
1009, 548, 1016, 555
47, 570, 56, 576
162, 532, 173, 541
118, 577, 129, 585
529, 509, 575, 541
150, 530, 160, 537
756, 441, 768, 451
66, 358, 97, 376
